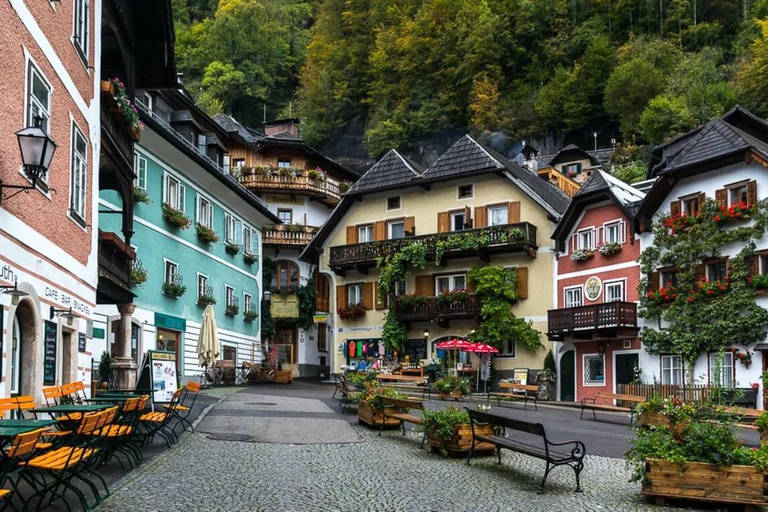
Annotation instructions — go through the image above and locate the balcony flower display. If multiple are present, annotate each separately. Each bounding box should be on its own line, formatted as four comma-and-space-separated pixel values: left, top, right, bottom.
338, 302, 366, 320
107, 77, 142, 139
436, 289, 470, 306
131, 260, 147, 287
647, 285, 677, 305
133, 187, 150, 205
162, 203, 191, 229
597, 242, 622, 256
277, 167, 298, 178
687, 277, 729, 303
307, 168, 326, 181
395, 294, 429, 310
196, 223, 219, 245
570, 249, 595, 262
225, 242, 241, 255
339, 181, 353, 194
664, 213, 699, 234
715, 202, 753, 224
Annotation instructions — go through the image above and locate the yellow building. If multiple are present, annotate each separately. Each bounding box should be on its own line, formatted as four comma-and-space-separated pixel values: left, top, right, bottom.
301, 135, 570, 380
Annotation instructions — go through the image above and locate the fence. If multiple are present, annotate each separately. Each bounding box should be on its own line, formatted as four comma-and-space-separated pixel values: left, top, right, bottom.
617, 383, 759, 407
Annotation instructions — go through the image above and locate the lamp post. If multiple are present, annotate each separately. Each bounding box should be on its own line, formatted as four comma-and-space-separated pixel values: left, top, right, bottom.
0, 279, 29, 306
1, 117, 58, 204
593, 132, 598, 152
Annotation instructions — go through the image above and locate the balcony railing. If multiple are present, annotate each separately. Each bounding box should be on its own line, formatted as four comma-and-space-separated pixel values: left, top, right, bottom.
393, 294, 481, 324
263, 225, 317, 248
538, 168, 581, 197
240, 171, 343, 206
329, 222, 537, 271
547, 302, 638, 341
101, 91, 134, 170
98, 231, 134, 293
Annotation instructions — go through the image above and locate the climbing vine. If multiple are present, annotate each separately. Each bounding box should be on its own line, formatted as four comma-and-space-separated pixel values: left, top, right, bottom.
381, 309, 407, 352
639, 198, 768, 374
466, 265, 542, 352
260, 257, 317, 339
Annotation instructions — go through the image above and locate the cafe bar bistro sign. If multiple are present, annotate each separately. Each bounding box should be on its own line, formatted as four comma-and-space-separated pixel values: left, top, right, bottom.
271, 294, 300, 318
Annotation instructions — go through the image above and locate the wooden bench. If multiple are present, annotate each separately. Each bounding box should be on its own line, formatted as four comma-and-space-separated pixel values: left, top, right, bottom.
376, 374, 423, 383
580, 392, 646, 422
488, 383, 539, 410
378, 396, 427, 448
466, 408, 585, 493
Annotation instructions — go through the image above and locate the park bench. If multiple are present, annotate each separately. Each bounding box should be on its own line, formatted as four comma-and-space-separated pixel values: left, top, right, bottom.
378, 395, 427, 448
580, 392, 645, 422
466, 408, 585, 493
488, 383, 539, 410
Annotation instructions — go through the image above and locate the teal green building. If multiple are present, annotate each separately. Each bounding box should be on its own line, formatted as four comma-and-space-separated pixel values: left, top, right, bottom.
94, 89, 279, 378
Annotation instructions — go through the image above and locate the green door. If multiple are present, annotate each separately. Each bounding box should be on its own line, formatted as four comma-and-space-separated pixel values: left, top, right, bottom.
615, 353, 639, 387
560, 350, 575, 402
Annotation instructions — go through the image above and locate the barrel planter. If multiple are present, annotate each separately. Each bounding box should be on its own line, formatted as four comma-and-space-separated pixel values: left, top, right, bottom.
438, 390, 463, 401
425, 423, 495, 455
636, 411, 671, 428
644, 459, 768, 509
357, 401, 401, 428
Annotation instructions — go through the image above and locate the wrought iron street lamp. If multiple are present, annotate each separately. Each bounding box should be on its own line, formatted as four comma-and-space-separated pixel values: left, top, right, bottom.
263, 290, 272, 302
0, 117, 58, 204
0, 279, 29, 306
50, 306, 76, 326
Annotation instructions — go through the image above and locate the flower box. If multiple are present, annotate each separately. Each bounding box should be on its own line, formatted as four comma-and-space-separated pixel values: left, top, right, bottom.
357, 401, 402, 428
225, 305, 240, 316
438, 390, 463, 401
243, 252, 257, 265
425, 423, 496, 454
197, 295, 216, 307
570, 249, 595, 262
643, 459, 768, 507
636, 411, 671, 428
243, 310, 259, 322
338, 302, 366, 320
162, 282, 186, 298
196, 223, 219, 245
225, 243, 241, 255
162, 204, 191, 229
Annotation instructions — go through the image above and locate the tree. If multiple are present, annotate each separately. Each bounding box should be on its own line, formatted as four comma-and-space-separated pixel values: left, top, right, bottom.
737, 18, 768, 117
639, 95, 695, 144
605, 58, 665, 138
469, 74, 503, 133
612, 162, 647, 185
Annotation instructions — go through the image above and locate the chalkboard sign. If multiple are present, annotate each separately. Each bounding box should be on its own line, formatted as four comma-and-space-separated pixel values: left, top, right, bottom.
404, 338, 427, 360
43, 321, 57, 385
78, 332, 86, 353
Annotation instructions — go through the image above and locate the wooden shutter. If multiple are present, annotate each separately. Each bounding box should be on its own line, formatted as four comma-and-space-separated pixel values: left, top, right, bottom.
464, 206, 472, 228
346, 226, 357, 245
508, 201, 521, 224
698, 192, 706, 212
375, 282, 387, 310
693, 264, 705, 283
515, 267, 528, 300
746, 255, 760, 276
404, 216, 415, 236
715, 189, 727, 209
373, 221, 386, 241
748, 180, 758, 206
437, 212, 450, 233
648, 272, 660, 291
670, 200, 681, 217
415, 275, 434, 296
336, 285, 347, 310
475, 206, 487, 228
363, 282, 374, 310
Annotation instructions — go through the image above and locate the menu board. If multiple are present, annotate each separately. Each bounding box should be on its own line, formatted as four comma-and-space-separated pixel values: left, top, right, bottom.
512, 368, 529, 385
78, 332, 87, 352
149, 350, 177, 403
43, 321, 57, 385
404, 339, 427, 360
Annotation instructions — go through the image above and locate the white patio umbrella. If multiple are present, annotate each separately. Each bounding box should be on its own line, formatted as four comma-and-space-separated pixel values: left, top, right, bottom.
197, 304, 220, 368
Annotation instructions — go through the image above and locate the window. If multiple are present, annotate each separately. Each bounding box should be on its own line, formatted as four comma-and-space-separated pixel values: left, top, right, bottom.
436, 274, 466, 294
358, 224, 374, 243
564, 287, 583, 308
26, 60, 51, 133
604, 281, 625, 302
450, 211, 466, 232
577, 229, 595, 250
661, 271, 678, 289
69, 122, 87, 223
225, 213, 243, 245
393, 280, 406, 297
709, 352, 734, 387
762, 254, 768, 275
197, 196, 213, 229
223, 345, 236, 363
347, 283, 364, 305
706, 261, 728, 281
387, 196, 401, 210
729, 184, 748, 206
225, 285, 235, 307
583, 354, 605, 385
197, 274, 209, 301
243, 226, 258, 256
562, 163, 580, 177
277, 159, 291, 168
661, 355, 683, 385
501, 339, 516, 357
197, 134, 206, 154
232, 158, 245, 170
488, 204, 508, 226
73, 0, 89, 63
164, 261, 178, 285
317, 326, 328, 352
388, 220, 405, 240
458, 184, 473, 199
134, 155, 147, 190
604, 221, 623, 244
277, 209, 292, 224
272, 261, 299, 291
683, 196, 700, 217
164, 175, 185, 212
244, 293, 252, 313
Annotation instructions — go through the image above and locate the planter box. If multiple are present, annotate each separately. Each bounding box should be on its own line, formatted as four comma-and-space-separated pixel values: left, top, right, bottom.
425, 423, 496, 454
644, 459, 768, 508
636, 411, 671, 428
438, 390, 463, 401
357, 401, 402, 428
273, 370, 292, 384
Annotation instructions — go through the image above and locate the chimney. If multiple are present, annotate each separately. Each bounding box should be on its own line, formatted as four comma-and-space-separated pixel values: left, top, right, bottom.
264, 118, 300, 138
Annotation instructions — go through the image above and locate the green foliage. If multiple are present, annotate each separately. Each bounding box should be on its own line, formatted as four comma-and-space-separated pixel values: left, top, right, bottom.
611, 162, 647, 185
605, 59, 665, 137
737, 19, 768, 116
466, 265, 541, 352
260, 258, 275, 340
347, 371, 379, 389
351, 385, 407, 410
381, 310, 407, 353
296, 276, 317, 330
639, 95, 695, 144
416, 406, 469, 454
541, 349, 557, 382
98, 352, 113, 383
433, 376, 471, 396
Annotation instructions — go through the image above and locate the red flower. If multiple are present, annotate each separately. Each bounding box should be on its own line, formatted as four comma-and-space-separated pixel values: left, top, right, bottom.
715, 215, 721, 222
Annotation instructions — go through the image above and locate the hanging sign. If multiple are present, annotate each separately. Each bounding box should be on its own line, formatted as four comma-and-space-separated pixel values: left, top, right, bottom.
481, 354, 492, 381
43, 321, 57, 385
271, 294, 300, 318
584, 276, 602, 301
78, 332, 87, 352
313, 314, 328, 323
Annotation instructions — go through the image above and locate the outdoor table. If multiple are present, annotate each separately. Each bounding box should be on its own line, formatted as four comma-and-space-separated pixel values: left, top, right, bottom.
86, 395, 141, 403
30, 403, 110, 419
0, 425, 40, 440
0, 419, 57, 428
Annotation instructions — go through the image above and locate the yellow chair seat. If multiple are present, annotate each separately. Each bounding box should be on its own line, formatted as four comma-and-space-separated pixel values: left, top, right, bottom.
34, 442, 52, 450
163, 404, 190, 411
25, 447, 97, 470
57, 413, 83, 422
0, 489, 10, 499
91, 424, 132, 437
140, 412, 167, 423
42, 430, 72, 437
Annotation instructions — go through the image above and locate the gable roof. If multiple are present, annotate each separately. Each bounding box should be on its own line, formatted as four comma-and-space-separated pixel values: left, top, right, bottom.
347, 149, 423, 194
548, 144, 599, 166
420, 135, 504, 179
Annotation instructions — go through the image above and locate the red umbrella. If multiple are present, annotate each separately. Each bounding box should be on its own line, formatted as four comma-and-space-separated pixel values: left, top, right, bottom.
464, 342, 499, 353
435, 339, 472, 350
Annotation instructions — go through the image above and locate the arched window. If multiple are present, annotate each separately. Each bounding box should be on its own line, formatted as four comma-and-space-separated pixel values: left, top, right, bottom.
273, 260, 300, 292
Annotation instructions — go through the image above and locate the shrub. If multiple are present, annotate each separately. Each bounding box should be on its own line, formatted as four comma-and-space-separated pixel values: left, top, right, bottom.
434, 376, 471, 396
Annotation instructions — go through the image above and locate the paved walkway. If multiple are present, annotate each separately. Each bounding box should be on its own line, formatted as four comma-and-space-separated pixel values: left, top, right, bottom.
96, 383, 695, 512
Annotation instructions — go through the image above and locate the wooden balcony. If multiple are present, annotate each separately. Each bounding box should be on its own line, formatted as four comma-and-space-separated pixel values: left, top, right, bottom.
394, 294, 481, 327
547, 302, 638, 341
97, 231, 135, 304
263, 225, 317, 248
100, 89, 135, 173
538, 168, 581, 197
240, 171, 343, 206
329, 222, 537, 274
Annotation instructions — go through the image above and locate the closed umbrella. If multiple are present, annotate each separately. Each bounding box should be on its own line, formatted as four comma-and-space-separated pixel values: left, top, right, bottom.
197, 304, 220, 368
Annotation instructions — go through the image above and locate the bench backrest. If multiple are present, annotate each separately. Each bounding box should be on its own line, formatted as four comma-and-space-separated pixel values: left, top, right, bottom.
595, 392, 645, 403
499, 383, 538, 392
378, 396, 424, 410
467, 408, 546, 437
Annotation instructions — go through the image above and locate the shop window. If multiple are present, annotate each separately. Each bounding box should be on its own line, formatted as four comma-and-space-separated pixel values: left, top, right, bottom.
358, 224, 373, 243
488, 204, 508, 226
458, 184, 473, 199
708, 351, 734, 387
604, 281, 625, 302
583, 354, 605, 385
347, 283, 364, 305
661, 355, 683, 385
564, 287, 583, 308
387, 196, 401, 210
272, 261, 299, 292
156, 328, 180, 363
388, 220, 405, 240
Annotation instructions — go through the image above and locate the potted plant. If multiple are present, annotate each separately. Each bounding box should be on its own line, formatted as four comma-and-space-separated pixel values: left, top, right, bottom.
104, 77, 143, 141
243, 252, 257, 265
353, 386, 407, 428
633, 396, 674, 428
307, 168, 325, 181
243, 309, 259, 322
162, 280, 186, 298
419, 406, 496, 455
98, 352, 113, 388
434, 376, 471, 400
162, 203, 191, 229
536, 349, 557, 401
225, 303, 240, 316
277, 167, 296, 179
338, 302, 366, 320
756, 412, 768, 443
131, 260, 148, 287
133, 187, 150, 204
339, 181, 353, 194
570, 249, 595, 262
225, 242, 241, 255
597, 242, 622, 256
262, 224, 276, 232
196, 223, 219, 245
436, 289, 470, 306
197, 293, 216, 307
